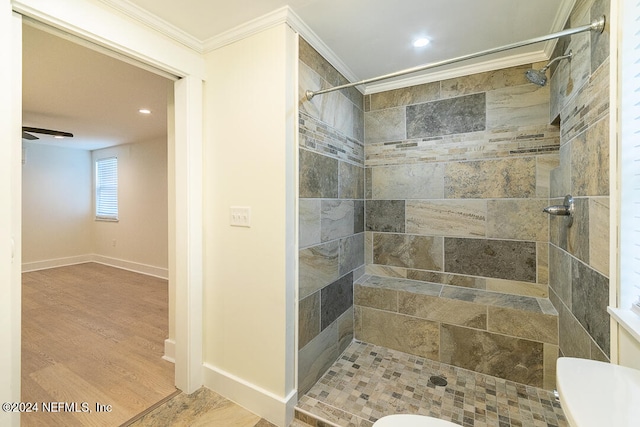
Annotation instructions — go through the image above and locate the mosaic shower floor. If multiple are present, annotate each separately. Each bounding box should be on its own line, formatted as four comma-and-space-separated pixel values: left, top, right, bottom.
296, 341, 568, 427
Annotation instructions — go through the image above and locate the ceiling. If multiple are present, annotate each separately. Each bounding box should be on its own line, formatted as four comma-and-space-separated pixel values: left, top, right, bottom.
22, 0, 573, 150
126, 0, 571, 82
22, 24, 171, 151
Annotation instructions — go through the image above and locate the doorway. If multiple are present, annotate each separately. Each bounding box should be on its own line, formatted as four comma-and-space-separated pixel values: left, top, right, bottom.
21, 22, 175, 425
3, 3, 206, 424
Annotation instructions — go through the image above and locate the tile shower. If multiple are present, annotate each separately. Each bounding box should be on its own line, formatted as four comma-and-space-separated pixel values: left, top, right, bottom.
298, 37, 365, 393
297, 0, 611, 423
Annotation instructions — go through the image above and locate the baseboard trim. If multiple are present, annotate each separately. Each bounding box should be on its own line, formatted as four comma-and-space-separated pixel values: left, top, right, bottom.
90, 255, 168, 279
21, 255, 94, 272
163, 339, 176, 363
203, 363, 297, 427
22, 254, 168, 280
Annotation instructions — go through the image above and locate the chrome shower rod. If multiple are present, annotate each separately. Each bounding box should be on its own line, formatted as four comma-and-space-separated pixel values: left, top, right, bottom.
305, 15, 605, 101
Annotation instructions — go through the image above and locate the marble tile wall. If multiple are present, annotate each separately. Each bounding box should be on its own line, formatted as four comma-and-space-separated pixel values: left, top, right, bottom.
297, 0, 611, 399
364, 64, 557, 299
360, 32, 564, 390
354, 275, 559, 389
547, 0, 611, 363
298, 38, 364, 394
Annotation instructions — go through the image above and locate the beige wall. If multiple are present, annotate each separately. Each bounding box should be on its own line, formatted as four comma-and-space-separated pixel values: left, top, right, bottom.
202, 23, 297, 425
22, 144, 93, 264
92, 139, 168, 273
22, 138, 169, 276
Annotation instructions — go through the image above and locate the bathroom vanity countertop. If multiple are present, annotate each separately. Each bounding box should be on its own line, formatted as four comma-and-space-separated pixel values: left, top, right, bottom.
557, 357, 640, 427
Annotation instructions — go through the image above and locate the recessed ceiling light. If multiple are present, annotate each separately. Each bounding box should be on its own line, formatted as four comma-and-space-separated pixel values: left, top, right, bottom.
413, 38, 430, 48
138, 108, 152, 114
54, 136, 64, 139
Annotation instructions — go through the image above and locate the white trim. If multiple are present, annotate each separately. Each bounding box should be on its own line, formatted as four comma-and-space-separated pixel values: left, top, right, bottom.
96, 0, 202, 53
202, 6, 361, 88
89, 3, 572, 98
21, 254, 169, 279
609, 0, 621, 364
203, 6, 287, 53
12, 0, 205, 395
163, 338, 176, 363
24, 1, 572, 98
542, 0, 576, 58
0, 11, 23, 427
203, 363, 297, 427
12, 0, 205, 80
21, 17, 179, 82
21, 1, 575, 97
609, 307, 640, 345
172, 75, 204, 394
21, 255, 94, 273
91, 255, 168, 279
365, 50, 549, 95
283, 8, 360, 87
49, 1, 363, 91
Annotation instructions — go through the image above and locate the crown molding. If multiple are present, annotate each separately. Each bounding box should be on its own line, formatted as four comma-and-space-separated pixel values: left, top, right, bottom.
365, 50, 550, 95
283, 8, 360, 87
362, 0, 576, 96
202, 6, 360, 88
74, 1, 573, 95
97, 0, 203, 53
543, 0, 576, 57
202, 6, 289, 53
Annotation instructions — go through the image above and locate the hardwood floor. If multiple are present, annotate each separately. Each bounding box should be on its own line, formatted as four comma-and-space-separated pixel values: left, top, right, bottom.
21, 263, 176, 426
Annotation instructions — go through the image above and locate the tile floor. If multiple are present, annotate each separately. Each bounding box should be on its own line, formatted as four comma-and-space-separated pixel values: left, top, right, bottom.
296, 341, 568, 427
124, 387, 276, 427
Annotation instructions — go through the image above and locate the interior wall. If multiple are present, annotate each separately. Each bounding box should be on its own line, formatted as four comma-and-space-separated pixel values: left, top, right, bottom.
22, 143, 93, 265
297, 38, 365, 394
21, 138, 168, 277
547, 0, 611, 362
92, 138, 168, 275
202, 23, 297, 426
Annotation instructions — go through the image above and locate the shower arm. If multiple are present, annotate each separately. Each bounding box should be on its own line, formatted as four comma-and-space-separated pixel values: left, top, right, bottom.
539, 51, 573, 73
305, 16, 605, 101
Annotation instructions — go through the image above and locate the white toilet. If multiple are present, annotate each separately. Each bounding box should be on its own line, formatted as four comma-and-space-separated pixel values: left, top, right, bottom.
373, 414, 459, 426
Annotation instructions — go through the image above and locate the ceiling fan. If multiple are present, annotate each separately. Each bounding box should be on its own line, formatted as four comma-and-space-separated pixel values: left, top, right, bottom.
22, 126, 73, 140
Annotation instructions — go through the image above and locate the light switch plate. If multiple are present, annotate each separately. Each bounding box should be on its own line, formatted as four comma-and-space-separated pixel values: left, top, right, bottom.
230, 206, 251, 227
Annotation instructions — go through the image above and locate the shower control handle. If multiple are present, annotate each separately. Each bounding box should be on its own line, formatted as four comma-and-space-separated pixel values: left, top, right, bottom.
543, 205, 570, 215
543, 195, 574, 227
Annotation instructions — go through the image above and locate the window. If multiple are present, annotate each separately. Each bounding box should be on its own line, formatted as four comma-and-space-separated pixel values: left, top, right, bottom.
620, 0, 640, 316
95, 157, 118, 220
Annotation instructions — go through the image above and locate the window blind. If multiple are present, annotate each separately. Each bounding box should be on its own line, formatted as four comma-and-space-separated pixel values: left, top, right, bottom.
96, 157, 118, 220
621, 0, 640, 316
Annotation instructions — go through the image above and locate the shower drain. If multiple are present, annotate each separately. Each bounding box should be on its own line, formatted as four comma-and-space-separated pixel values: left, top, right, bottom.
428, 375, 448, 387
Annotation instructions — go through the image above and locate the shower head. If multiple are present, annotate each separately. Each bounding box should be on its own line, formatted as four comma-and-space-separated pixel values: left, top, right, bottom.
525, 69, 548, 86
525, 50, 573, 86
